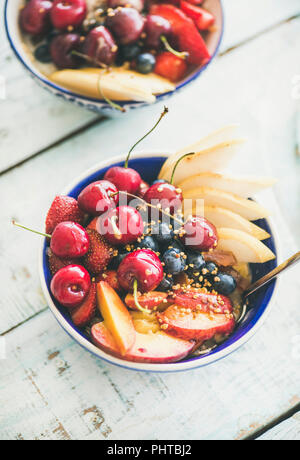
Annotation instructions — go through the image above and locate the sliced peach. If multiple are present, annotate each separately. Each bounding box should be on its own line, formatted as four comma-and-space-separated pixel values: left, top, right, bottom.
157, 305, 235, 341
131, 311, 161, 334
125, 291, 168, 311
203, 249, 237, 267
96, 281, 135, 355
168, 289, 233, 314
91, 322, 195, 363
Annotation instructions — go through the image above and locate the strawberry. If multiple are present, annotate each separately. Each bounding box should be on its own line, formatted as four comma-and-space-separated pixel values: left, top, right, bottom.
157, 304, 235, 341
150, 3, 189, 35
95, 270, 122, 292
83, 229, 113, 274
125, 291, 169, 311
71, 283, 97, 327
87, 217, 99, 231
180, 1, 215, 30
155, 52, 187, 82
47, 248, 78, 275
150, 4, 211, 65
168, 289, 233, 314
45, 195, 85, 235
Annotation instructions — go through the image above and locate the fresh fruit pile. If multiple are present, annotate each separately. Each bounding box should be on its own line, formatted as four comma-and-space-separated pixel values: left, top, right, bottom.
15, 114, 276, 364
19, 0, 215, 104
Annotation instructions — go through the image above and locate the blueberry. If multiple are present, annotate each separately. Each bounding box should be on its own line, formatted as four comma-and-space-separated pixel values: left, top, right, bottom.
121, 44, 142, 61
110, 251, 130, 270
186, 251, 205, 274
167, 239, 185, 253
136, 53, 156, 74
213, 273, 237, 295
34, 44, 52, 63
134, 235, 159, 252
152, 222, 174, 248
163, 248, 186, 275
203, 262, 218, 276
158, 274, 174, 292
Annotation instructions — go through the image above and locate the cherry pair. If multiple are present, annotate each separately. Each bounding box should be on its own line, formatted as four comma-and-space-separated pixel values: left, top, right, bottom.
20, 0, 87, 36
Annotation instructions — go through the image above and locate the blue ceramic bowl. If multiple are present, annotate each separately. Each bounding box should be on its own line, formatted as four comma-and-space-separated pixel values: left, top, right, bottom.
39, 153, 279, 372
5, 0, 224, 114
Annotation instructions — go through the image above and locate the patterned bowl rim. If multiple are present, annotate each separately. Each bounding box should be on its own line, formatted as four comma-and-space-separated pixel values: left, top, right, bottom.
4, 0, 224, 108
39, 151, 281, 373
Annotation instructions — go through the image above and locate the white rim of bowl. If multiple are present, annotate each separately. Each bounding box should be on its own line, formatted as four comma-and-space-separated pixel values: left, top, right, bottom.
39, 151, 281, 372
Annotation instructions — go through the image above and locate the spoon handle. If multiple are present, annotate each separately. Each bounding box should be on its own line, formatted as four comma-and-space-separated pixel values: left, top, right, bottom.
245, 251, 300, 297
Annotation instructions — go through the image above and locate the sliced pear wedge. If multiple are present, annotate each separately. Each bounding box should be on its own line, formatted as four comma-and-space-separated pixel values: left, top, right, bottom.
217, 228, 276, 263
50, 67, 175, 102
183, 205, 270, 240
178, 172, 277, 198
159, 139, 245, 184
159, 124, 240, 179
183, 186, 270, 221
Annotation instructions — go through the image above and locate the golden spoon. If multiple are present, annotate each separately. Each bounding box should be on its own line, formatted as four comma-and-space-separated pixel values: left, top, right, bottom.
244, 251, 300, 298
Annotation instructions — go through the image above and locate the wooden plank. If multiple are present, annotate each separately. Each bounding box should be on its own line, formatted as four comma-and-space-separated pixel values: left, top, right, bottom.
0, 0, 299, 173
1, 16, 299, 335
257, 412, 300, 440
221, 0, 300, 51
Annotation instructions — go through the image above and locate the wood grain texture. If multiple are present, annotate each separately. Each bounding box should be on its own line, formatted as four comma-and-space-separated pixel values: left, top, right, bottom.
257, 412, 300, 440
0, 257, 299, 441
0, 0, 299, 173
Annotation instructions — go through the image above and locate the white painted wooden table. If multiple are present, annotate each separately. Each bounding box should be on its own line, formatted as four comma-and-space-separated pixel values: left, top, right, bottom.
1, 0, 300, 441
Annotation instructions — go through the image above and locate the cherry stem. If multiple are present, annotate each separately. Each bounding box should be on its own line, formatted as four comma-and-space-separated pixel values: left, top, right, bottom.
97, 70, 126, 113
70, 51, 125, 112
133, 279, 151, 314
161, 36, 189, 60
170, 152, 195, 185
110, 190, 184, 226
12, 220, 51, 239
71, 50, 108, 69
124, 106, 169, 168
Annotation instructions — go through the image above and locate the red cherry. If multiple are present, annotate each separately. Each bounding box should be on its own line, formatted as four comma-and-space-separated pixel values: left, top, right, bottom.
51, 0, 87, 30
136, 180, 150, 198
20, 0, 53, 36
77, 180, 118, 216
117, 249, 163, 293
50, 222, 89, 258
144, 182, 182, 215
50, 264, 91, 308
144, 15, 171, 49
105, 7, 145, 46
50, 33, 81, 69
83, 26, 118, 66
99, 205, 144, 246
181, 216, 218, 251
104, 166, 141, 194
